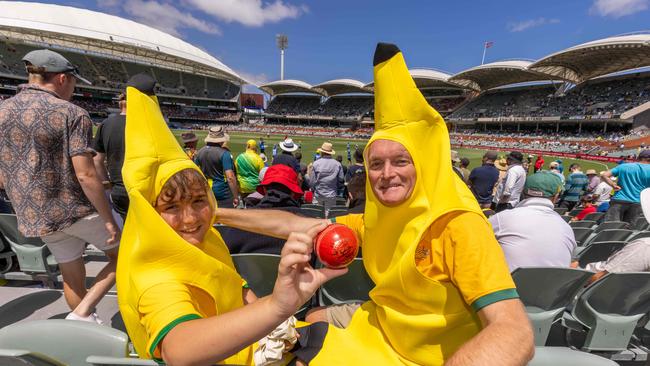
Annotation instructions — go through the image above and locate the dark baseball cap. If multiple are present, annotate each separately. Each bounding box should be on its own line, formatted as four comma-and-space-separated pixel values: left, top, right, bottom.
22, 49, 91, 85
483, 151, 498, 161
126, 73, 156, 96
638, 149, 650, 160
507, 151, 524, 163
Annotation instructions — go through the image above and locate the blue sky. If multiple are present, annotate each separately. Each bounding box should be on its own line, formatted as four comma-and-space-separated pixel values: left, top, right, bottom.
24, 0, 650, 90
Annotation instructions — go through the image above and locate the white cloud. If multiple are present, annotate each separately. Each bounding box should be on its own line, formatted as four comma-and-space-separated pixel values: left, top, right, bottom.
236, 69, 270, 87
590, 0, 649, 17
98, 0, 221, 37
507, 17, 560, 32
183, 0, 307, 27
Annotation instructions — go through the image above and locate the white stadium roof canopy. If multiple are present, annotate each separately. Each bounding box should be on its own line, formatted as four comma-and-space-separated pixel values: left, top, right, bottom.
529, 33, 650, 84
364, 68, 463, 90
0, 1, 245, 84
448, 60, 561, 92
311, 79, 372, 96
258, 80, 324, 96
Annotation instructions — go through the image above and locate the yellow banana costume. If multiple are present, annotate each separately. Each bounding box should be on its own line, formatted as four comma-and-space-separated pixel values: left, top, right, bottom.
116, 82, 254, 364
293, 44, 517, 365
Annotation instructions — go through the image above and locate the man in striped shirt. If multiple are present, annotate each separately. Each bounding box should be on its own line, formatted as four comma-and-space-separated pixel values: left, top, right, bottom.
559, 163, 588, 210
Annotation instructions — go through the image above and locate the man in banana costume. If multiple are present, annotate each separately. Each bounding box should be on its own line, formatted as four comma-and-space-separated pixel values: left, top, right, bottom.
217, 43, 534, 365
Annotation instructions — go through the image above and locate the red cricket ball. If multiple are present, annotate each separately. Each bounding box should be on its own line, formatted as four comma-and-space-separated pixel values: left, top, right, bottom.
314, 224, 359, 269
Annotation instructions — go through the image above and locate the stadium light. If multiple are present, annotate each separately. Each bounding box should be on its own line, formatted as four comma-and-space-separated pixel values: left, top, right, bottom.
276, 34, 288, 80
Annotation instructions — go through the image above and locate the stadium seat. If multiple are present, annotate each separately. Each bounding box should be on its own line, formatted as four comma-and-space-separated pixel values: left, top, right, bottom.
231, 253, 280, 297
562, 272, 650, 351
0, 349, 64, 366
632, 217, 649, 231
553, 207, 568, 215
299, 207, 325, 219
569, 220, 596, 229
0, 214, 58, 281
0, 230, 15, 274
571, 227, 594, 246
582, 229, 633, 247
231, 253, 310, 318
335, 197, 348, 206
86, 356, 158, 365
568, 208, 583, 217
575, 241, 626, 268
0, 320, 141, 365
511, 267, 593, 346
327, 207, 349, 219
626, 231, 650, 242
582, 212, 605, 222
593, 221, 629, 233
560, 215, 572, 223
318, 258, 374, 306
528, 347, 617, 365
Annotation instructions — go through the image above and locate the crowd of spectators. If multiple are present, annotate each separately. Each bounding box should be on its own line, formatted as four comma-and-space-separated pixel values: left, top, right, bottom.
266, 95, 374, 119
451, 73, 650, 120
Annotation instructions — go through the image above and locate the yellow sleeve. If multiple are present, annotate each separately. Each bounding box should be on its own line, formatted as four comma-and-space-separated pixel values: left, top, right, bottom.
443, 212, 517, 312
139, 282, 203, 361
334, 214, 364, 249
255, 155, 265, 171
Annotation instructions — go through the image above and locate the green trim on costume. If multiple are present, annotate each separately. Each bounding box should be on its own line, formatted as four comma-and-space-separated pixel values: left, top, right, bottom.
150, 314, 202, 362
242, 281, 250, 289
471, 288, 519, 312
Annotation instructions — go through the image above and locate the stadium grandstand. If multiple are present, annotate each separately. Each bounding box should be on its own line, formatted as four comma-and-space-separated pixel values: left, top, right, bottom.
0, 1, 245, 124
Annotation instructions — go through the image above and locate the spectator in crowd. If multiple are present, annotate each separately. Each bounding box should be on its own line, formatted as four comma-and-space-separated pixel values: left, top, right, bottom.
93, 91, 129, 220
570, 194, 597, 221
345, 148, 365, 182
451, 150, 464, 180
0, 49, 120, 323
310, 142, 344, 209
592, 176, 614, 212
234, 139, 265, 199
273, 138, 301, 173
574, 188, 650, 285
494, 151, 527, 212
585, 169, 600, 193
259, 153, 268, 166
601, 149, 650, 224
549, 161, 565, 184
217, 42, 532, 364
459, 157, 471, 184
346, 141, 352, 163
555, 159, 564, 174
559, 164, 588, 210
534, 155, 544, 173
345, 171, 365, 214
523, 155, 533, 174
336, 155, 348, 177
194, 126, 239, 208
223, 164, 304, 255
181, 132, 198, 160
254, 164, 303, 212
259, 137, 266, 154
117, 82, 340, 365
294, 151, 309, 191
468, 151, 500, 215
490, 171, 575, 271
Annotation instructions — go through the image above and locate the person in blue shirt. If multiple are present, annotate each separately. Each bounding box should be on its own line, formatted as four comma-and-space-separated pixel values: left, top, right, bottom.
346, 142, 352, 163
194, 126, 239, 208
601, 150, 650, 224
259, 138, 266, 154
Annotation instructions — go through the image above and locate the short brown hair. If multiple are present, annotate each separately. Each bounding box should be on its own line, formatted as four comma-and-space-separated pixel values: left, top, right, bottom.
156, 169, 209, 205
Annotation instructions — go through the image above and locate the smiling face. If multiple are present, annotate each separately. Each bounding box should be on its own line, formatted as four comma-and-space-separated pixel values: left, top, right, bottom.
367, 139, 416, 207
155, 169, 214, 246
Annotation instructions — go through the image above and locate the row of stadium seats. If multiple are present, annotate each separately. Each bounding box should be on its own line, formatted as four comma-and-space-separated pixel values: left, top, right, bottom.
0, 40, 239, 100
450, 73, 650, 120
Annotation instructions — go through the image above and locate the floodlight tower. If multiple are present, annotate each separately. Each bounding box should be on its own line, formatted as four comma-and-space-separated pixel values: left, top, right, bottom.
276, 34, 288, 80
